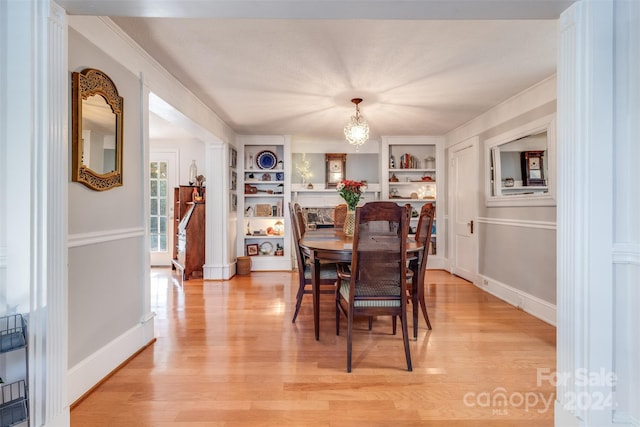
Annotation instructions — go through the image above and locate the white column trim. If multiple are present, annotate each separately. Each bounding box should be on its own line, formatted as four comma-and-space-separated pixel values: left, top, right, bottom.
557, 1, 616, 426
139, 74, 155, 343
11, 1, 72, 425
45, 3, 69, 424
204, 143, 231, 280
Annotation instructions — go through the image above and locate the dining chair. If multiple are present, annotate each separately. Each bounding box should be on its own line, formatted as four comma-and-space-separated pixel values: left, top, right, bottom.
333, 204, 348, 229
335, 201, 412, 372
408, 203, 435, 336
289, 203, 338, 323
294, 203, 307, 235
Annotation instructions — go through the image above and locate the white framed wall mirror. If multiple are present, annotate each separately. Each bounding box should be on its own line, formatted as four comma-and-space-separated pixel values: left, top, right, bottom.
485, 114, 556, 207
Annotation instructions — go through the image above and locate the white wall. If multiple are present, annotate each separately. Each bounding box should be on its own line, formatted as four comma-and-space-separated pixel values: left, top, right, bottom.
151, 139, 206, 186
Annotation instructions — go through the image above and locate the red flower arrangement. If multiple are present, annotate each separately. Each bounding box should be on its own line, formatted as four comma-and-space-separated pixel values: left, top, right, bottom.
336, 180, 367, 210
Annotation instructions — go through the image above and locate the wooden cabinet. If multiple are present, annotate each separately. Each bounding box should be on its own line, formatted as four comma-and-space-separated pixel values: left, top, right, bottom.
172, 186, 205, 280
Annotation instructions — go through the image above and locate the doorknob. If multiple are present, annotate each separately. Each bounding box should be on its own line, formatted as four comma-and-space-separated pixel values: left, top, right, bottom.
467, 220, 474, 234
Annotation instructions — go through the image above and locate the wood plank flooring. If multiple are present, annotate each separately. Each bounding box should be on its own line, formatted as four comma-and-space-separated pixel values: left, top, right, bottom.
71, 269, 556, 426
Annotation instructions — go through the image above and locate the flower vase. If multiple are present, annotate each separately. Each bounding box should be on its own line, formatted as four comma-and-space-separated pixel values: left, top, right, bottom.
343, 209, 356, 237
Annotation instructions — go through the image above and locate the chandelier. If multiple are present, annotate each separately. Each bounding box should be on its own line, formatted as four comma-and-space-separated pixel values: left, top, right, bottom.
344, 98, 369, 150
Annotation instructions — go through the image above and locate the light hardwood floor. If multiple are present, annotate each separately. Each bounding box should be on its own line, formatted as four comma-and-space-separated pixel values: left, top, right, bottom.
71, 269, 556, 426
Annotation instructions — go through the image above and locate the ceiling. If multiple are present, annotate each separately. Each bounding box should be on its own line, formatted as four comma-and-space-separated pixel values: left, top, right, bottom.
61, 1, 568, 142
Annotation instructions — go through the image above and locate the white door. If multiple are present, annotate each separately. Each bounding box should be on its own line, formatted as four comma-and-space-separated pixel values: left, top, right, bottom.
150, 151, 178, 266
450, 139, 478, 283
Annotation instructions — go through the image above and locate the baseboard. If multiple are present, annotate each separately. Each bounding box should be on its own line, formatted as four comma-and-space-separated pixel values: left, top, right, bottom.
249, 256, 292, 272
426, 255, 447, 270
614, 411, 640, 426
477, 274, 556, 326
555, 401, 580, 427
204, 263, 233, 280
68, 319, 155, 405
42, 408, 70, 427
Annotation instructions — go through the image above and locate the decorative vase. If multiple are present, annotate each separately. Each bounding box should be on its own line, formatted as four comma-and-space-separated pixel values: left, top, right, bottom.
343, 209, 356, 237
189, 160, 197, 185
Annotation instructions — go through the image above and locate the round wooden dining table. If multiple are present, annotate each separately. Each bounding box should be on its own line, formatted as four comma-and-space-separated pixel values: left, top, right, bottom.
299, 228, 423, 340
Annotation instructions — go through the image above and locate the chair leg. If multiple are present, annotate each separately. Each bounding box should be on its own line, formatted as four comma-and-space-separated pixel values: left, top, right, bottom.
401, 310, 413, 372
368, 316, 373, 331
291, 283, 306, 323
392, 316, 397, 335
347, 311, 353, 373
419, 293, 432, 330
412, 296, 419, 339
336, 298, 341, 336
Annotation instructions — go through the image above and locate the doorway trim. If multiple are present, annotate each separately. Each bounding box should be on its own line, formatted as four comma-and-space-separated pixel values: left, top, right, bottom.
448, 137, 479, 284
149, 150, 179, 266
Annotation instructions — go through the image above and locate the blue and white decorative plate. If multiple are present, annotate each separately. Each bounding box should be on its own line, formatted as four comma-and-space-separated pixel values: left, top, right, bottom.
256, 150, 277, 169
259, 241, 273, 255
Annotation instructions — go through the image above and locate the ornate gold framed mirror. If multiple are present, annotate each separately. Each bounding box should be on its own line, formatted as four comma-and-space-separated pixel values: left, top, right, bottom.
72, 68, 123, 191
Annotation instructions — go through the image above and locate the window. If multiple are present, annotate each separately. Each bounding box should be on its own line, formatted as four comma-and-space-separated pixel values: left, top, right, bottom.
150, 161, 169, 252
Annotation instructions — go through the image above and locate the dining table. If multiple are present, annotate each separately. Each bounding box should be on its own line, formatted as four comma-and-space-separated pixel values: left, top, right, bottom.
299, 227, 423, 340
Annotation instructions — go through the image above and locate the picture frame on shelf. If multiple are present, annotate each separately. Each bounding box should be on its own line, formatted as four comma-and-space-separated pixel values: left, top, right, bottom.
325, 153, 347, 188
230, 170, 237, 190
230, 147, 237, 169
255, 203, 272, 217
246, 243, 259, 256
230, 193, 237, 211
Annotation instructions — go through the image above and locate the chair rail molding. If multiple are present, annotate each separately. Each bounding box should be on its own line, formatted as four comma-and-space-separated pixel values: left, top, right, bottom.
68, 227, 145, 248
477, 217, 556, 231
612, 243, 640, 266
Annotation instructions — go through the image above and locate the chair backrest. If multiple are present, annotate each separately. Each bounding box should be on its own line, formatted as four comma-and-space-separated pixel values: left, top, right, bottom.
294, 203, 307, 237
351, 202, 410, 286
289, 202, 309, 275
414, 203, 435, 277
289, 202, 302, 243
414, 203, 435, 245
333, 204, 348, 228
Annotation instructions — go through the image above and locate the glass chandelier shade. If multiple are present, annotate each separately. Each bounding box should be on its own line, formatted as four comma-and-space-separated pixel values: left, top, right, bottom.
344, 98, 369, 149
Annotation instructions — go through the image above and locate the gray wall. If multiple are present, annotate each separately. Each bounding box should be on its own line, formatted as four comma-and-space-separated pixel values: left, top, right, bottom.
68, 29, 145, 367
477, 102, 557, 304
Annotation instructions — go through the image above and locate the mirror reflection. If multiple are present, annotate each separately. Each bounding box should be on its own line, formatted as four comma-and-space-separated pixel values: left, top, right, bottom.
491, 130, 548, 197
484, 115, 556, 207
82, 94, 117, 175
72, 68, 123, 191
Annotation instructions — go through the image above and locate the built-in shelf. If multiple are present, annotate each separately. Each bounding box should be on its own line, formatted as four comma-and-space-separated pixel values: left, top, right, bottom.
388, 181, 436, 186
238, 136, 292, 271
382, 136, 444, 266
389, 198, 437, 202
